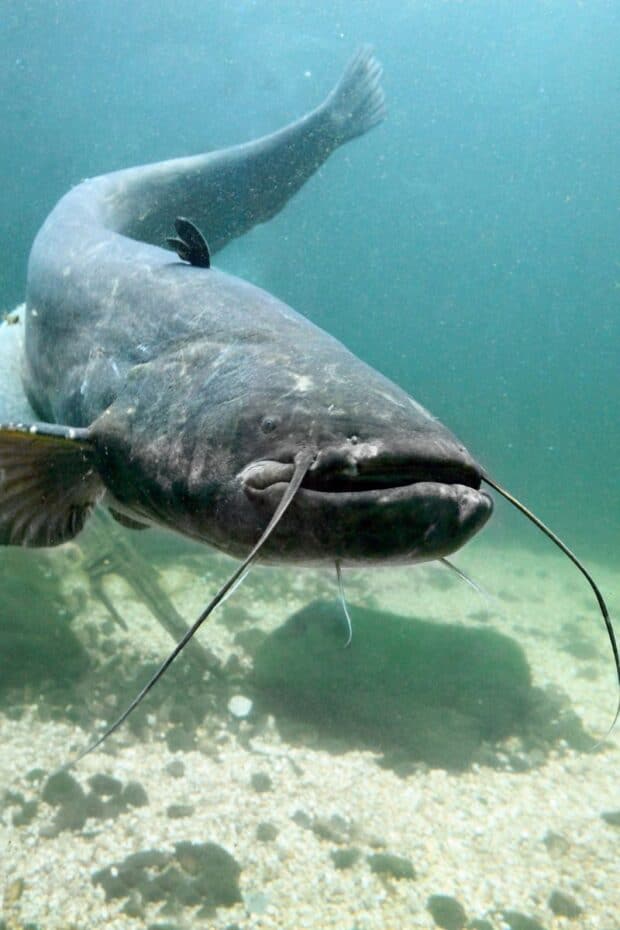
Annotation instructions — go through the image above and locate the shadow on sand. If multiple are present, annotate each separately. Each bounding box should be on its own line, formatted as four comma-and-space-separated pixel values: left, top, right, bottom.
252, 600, 592, 772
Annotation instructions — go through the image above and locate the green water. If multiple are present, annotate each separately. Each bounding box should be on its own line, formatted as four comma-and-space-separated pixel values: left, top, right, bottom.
0, 3, 619, 929
2, 0, 619, 557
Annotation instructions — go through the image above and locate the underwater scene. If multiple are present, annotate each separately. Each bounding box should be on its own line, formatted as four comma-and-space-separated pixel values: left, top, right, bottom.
1, 2, 619, 929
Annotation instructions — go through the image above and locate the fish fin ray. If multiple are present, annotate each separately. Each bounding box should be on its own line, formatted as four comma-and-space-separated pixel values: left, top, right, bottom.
0, 422, 103, 547
325, 46, 386, 143
166, 217, 211, 268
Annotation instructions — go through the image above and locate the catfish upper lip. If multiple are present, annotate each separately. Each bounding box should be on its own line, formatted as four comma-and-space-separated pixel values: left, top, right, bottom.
240, 453, 482, 494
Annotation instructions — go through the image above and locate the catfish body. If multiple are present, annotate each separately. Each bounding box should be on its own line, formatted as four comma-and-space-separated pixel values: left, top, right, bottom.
2, 49, 492, 562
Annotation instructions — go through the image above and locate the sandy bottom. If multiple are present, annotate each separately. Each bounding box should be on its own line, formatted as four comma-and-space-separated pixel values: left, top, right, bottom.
1, 519, 619, 930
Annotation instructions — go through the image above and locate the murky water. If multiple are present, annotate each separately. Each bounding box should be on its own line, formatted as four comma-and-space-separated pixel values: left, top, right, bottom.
1, 2, 618, 927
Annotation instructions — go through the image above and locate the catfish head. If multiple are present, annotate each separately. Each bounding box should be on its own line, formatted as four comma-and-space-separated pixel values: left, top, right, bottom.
71, 337, 494, 565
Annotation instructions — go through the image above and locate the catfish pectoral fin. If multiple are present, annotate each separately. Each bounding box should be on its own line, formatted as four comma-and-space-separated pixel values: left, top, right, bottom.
0, 422, 103, 547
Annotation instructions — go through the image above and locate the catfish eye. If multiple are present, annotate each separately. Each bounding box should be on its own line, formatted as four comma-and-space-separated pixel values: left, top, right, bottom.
260, 415, 279, 434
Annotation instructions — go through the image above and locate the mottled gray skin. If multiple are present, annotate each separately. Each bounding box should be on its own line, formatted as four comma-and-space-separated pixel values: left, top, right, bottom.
23, 50, 492, 563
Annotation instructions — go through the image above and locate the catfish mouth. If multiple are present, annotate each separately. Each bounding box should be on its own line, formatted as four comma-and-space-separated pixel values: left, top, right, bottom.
238, 445, 493, 563
240, 445, 484, 499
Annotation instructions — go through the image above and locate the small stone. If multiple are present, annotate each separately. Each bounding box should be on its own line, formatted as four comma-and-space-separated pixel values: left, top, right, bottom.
165, 760, 185, 778
601, 810, 620, 827
166, 803, 194, 819
122, 781, 149, 808
501, 911, 547, 930
291, 809, 312, 829
4, 878, 24, 905
250, 772, 272, 793
330, 847, 361, 869
228, 694, 253, 718
468, 921, 494, 930
88, 773, 123, 797
543, 831, 569, 856
256, 821, 278, 842
367, 852, 416, 880
548, 890, 582, 918
12, 801, 38, 827
427, 894, 467, 930
42, 771, 85, 807
25, 768, 46, 783
312, 814, 351, 843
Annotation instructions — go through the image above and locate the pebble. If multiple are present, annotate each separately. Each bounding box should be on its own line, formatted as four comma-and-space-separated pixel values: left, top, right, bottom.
291, 809, 312, 829
88, 773, 123, 797
250, 771, 272, 793
330, 847, 361, 869
256, 821, 278, 842
12, 799, 38, 827
542, 831, 570, 856
122, 781, 149, 808
427, 894, 467, 930
228, 694, 253, 718
166, 803, 194, 819
311, 813, 351, 843
42, 771, 85, 807
548, 890, 583, 918
367, 852, 416, 880
165, 760, 185, 778
25, 767, 46, 783
501, 911, 547, 930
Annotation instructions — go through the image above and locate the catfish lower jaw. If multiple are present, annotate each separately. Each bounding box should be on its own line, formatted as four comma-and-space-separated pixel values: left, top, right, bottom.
239, 460, 493, 565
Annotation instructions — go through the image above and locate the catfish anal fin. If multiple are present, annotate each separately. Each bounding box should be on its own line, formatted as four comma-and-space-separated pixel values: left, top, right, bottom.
166, 216, 211, 268
0, 422, 103, 547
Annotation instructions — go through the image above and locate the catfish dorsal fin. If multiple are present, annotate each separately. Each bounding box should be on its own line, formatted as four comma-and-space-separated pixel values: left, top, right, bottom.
0, 422, 103, 547
166, 216, 211, 268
